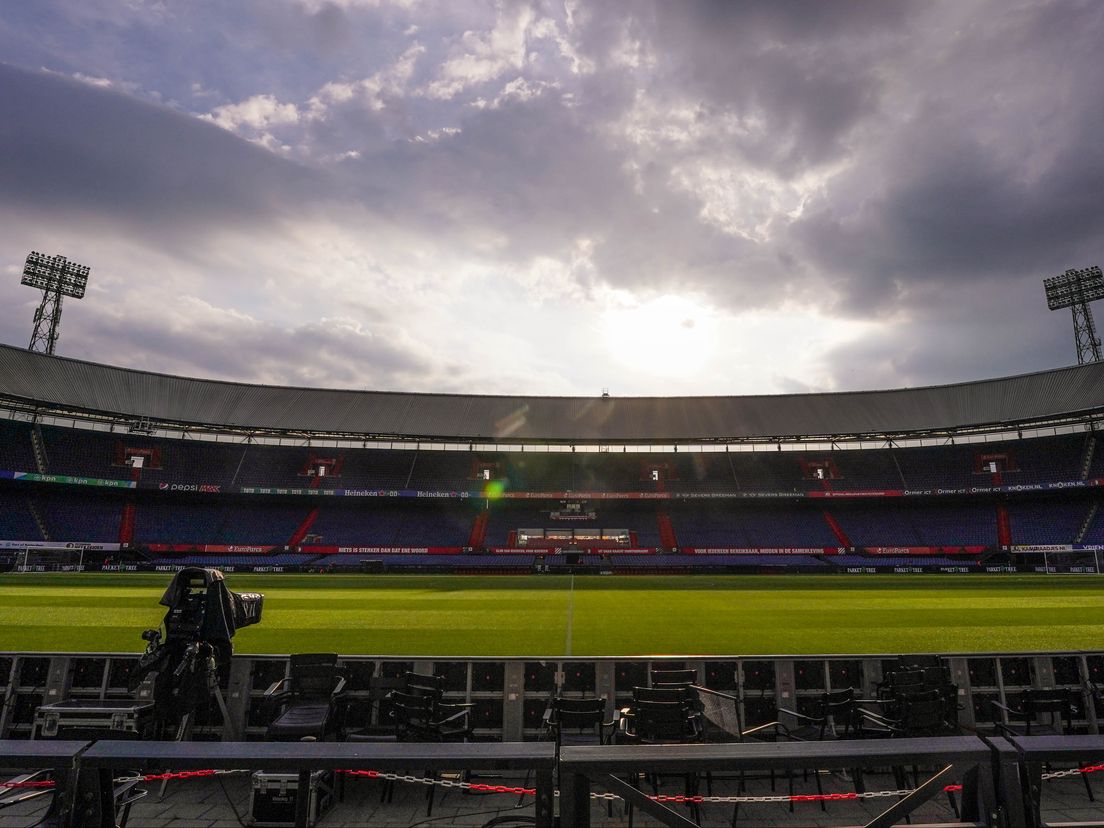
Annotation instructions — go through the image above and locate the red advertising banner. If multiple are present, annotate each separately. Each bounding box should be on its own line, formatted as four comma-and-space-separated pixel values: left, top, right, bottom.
807, 490, 903, 498
296, 546, 462, 555
684, 547, 842, 555
487, 547, 657, 555
861, 546, 987, 556
145, 544, 275, 554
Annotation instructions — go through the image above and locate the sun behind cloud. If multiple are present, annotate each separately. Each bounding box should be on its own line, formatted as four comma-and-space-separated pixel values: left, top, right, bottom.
601, 294, 719, 378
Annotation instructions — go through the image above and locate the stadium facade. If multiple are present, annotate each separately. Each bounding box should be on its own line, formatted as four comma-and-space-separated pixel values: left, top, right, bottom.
1, 344, 1104, 574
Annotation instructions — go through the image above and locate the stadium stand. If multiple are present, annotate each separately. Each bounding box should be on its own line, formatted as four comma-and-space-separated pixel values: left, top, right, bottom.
2, 345, 1104, 572
0, 490, 42, 539
1006, 498, 1091, 545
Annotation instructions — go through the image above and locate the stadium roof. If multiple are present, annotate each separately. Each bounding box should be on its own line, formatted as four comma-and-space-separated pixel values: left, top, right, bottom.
1, 343, 1103, 443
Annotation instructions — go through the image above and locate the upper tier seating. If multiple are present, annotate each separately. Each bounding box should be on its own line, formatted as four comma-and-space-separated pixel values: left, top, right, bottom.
0, 421, 1089, 495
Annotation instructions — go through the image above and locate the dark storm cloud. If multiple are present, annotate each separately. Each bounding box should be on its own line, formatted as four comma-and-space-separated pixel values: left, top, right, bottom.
556, 0, 1104, 382
777, 0, 1104, 382
573, 0, 913, 175
0, 63, 326, 238
72, 303, 435, 390
1, 1, 1103, 395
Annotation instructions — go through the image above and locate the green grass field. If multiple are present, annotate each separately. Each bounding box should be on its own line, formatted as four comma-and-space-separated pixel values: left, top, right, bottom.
1, 573, 1102, 656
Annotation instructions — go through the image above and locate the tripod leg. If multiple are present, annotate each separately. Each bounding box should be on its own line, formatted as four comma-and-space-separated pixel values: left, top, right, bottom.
211, 684, 239, 741
159, 714, 192, 800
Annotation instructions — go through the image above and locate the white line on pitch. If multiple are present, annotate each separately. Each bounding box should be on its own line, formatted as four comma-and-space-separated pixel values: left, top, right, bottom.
565, 573, 575, 656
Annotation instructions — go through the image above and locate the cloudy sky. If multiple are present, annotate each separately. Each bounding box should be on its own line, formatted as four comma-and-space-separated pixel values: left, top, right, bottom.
0, 1, 1102, 397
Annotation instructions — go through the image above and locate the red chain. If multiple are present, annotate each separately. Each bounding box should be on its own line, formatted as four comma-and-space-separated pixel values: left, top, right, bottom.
467, 782, 537, 795
140, 770, 217, 781
4, 762, 1099, 799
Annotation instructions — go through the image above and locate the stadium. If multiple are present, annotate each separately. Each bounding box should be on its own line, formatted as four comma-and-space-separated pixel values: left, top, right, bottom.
4, 2, 1104, 825
2, 342, 1104, 826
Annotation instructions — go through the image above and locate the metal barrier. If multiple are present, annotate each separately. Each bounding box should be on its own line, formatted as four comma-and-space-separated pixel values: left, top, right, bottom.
0, 740, 87, 824
77, 740, 556, 828
1000, 734, 1104, 828
4, 735, 1104, 827
559, 736, 1000, 828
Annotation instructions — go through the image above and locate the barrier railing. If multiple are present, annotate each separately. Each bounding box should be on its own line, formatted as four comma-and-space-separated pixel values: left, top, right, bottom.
4, 735, 1103, 827
1000, 734, 1104, 828
0, 740, 87, 823
78, 740, 556, 828
559, 736, 1000, 828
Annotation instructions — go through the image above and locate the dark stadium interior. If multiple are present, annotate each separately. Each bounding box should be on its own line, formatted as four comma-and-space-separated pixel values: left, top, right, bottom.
2, 416, 1103, 574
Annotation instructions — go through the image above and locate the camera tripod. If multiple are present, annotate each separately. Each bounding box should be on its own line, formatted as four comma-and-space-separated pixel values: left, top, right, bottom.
156, 641, 240, 800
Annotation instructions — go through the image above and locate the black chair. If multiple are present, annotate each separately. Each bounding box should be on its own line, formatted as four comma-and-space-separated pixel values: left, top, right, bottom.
777, 687, 861, 742
992, 688, 1094, 804
632, 685, 694, 704
620, 699, 699, 744
619, 699, 704, 825
387, 690, 472, 742
345, 687, 472, 817
651, 668, 696, 687
862, 689, 954, 738
544, 696, 616, 750
402, 671, 447, 699
1090, 681, 1104, 731
875, 669, 925, 703
992, 688, 1080, 737
264, 653, 348, 741
744, 688, 862, 814
524, 696, 616, 809
860, 689, 963, 815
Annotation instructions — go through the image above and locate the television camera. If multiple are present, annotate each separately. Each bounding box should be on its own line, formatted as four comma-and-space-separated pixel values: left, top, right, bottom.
129, 568, 262, 735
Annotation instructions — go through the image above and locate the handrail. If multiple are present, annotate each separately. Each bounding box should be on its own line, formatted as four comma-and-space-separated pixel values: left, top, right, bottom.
5, 734, 1102, 827
1001, 734, 1104, 828
0, 740, 90, 827
77, 740, 556, 828
559, 736, 998, 828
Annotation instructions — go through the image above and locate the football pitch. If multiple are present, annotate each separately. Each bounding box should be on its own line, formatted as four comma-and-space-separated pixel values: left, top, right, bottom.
1, 573, 1103, 656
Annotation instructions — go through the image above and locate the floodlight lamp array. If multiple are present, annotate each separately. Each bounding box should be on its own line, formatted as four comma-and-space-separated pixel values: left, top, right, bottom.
21, 251, 90, 299
1044, 265, 1104, 311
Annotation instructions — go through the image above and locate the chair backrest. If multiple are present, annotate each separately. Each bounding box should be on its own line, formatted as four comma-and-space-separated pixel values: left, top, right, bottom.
631, 700, 694, 743
882, 670, 925, 697
1023, 689, 1076, 732
551, 696, 608, 746
633, 685, 691, 704
388, 690, 438, 738
919, 665, 953, 688
822, 687, 858, 735
288, 654, 343, 701
403, 672, 446, 699
651, 669, 696, 687
898, 655, 943, 671
898, 690, 948, 736
553, 696, 607, 729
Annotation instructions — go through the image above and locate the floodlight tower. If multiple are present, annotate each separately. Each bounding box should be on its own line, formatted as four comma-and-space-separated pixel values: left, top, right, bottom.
20, 251, 90, 355
1044, 265, 1104, 364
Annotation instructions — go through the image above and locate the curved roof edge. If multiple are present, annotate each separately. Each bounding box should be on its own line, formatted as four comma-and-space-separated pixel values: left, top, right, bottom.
1, 344, 1103, 443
